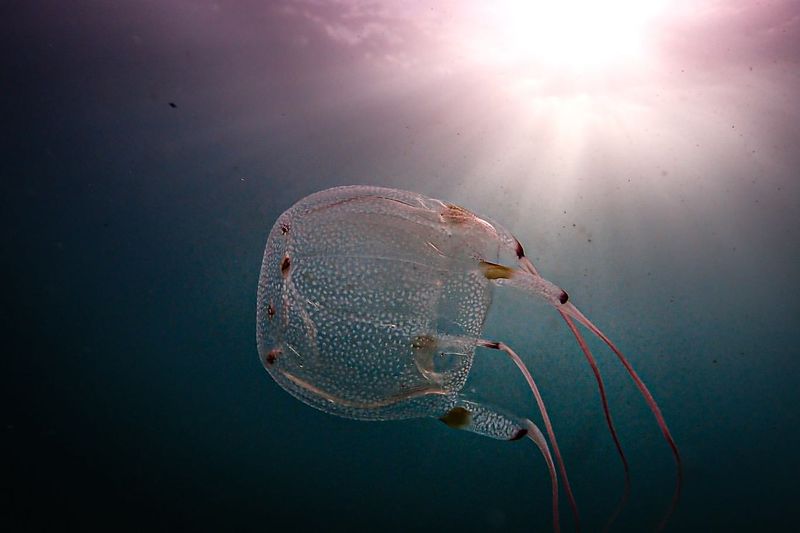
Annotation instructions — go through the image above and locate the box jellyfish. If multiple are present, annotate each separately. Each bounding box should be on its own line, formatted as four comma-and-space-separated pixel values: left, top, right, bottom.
256, 186, 681, 531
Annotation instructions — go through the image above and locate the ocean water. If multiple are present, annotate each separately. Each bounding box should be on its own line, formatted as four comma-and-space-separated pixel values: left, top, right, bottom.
4, 2, 799, 531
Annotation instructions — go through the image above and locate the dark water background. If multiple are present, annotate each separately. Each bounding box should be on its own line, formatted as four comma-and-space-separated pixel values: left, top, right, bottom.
4, 2, 799, 531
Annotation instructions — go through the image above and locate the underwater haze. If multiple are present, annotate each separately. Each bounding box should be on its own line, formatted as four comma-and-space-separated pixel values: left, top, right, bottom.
4, 1, 799, 531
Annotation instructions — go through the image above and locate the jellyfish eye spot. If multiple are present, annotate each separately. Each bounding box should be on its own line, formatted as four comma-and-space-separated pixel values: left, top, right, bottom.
439, 406, 472, 429
265, 348, 281, 365
559, 291, 569, 304
281, 255, 291, 277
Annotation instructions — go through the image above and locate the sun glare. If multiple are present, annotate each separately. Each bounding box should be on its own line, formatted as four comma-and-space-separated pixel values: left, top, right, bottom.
476, 0, 666, 71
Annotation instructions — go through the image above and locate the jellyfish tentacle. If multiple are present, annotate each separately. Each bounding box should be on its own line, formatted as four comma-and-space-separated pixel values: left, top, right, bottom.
435, 396, 560, 533
515, 256, 631, 526
507, 260, 682, 493
559, 302, 682, 476
478, 339, 580, 532
560, 311, 629, 473
558, 301, 682, 530
514, 257, 682, 527
558, 310, 631, 529
524, 419, 560, 533
483, 262, 678, 471
513, 257, 682, 471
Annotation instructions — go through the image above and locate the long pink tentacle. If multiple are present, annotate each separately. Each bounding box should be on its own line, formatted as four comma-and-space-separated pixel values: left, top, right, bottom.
518, 255, 680, 528
524, 419, 560, 533
559, 310, 630, 475
480, 339, 581, 531
523, 258, 631, 485
560, 301, 683, 530
558, 309, 632, 529
560, 302, 682, 474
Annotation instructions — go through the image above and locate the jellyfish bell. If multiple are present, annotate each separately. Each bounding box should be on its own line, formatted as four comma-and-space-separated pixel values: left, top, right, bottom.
256, 185, 681, 532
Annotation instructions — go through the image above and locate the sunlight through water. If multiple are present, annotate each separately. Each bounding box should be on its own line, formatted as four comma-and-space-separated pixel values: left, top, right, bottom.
468, 0, 667, 71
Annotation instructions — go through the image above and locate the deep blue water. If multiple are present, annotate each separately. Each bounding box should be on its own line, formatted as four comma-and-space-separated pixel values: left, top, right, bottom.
4, 2, 799, 531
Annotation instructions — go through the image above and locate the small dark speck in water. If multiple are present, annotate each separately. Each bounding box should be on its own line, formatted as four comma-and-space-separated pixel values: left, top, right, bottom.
169, 102, 177, 108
